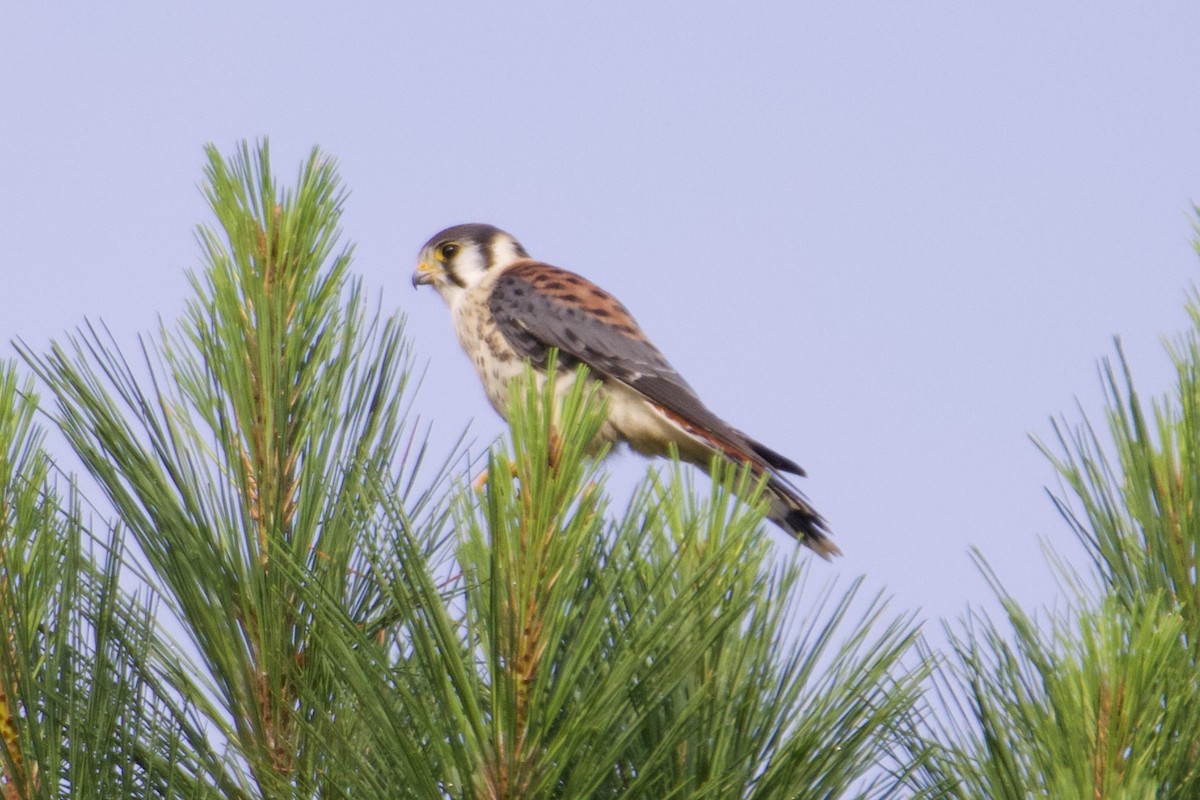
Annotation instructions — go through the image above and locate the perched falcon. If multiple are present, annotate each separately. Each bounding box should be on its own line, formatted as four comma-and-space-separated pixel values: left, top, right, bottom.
413, 223, 838, 559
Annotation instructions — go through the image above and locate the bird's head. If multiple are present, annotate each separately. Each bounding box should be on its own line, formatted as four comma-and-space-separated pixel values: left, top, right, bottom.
413, 223, 529, 299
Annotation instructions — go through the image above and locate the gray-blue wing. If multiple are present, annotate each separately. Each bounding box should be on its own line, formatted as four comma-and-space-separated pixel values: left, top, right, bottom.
487, 261, 806, 476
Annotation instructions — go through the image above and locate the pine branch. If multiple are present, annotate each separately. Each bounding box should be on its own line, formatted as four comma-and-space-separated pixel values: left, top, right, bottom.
305, 362, 924, 799
22, 141, 455, 797
914, 214, 1200, 795
0, 362, 232, 799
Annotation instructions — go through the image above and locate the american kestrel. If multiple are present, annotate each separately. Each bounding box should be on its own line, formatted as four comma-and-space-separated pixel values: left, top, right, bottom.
413, 223, 838, 559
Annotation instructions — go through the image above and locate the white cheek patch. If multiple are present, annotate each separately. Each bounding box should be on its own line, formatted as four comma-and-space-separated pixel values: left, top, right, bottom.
448, 248, 488, 289
489, 236, 525, 270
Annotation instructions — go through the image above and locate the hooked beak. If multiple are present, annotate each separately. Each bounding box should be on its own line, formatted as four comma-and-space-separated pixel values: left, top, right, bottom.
412, 261, 438, 288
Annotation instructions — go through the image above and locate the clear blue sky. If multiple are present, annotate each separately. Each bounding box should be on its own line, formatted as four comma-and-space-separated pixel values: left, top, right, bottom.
3, 3, 1199, 623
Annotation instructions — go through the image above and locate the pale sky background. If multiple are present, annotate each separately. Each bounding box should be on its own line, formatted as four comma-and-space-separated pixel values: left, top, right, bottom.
3, 3, 1199, 627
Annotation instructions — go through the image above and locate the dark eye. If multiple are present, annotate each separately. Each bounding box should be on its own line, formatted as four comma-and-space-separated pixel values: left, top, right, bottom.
438, 242, 459, 260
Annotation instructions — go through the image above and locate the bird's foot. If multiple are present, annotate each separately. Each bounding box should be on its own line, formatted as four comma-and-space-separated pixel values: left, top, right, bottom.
472, 458, 519, 492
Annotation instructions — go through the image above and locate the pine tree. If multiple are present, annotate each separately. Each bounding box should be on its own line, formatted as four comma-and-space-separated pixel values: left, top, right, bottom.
0, 364, 233, 797
1, 142, 925, 798
912, 265, 1200, 795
